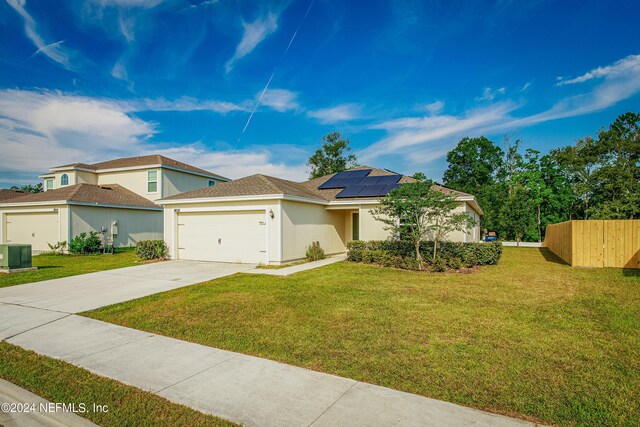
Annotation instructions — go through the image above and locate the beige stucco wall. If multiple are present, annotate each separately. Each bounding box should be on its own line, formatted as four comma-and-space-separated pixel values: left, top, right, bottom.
281, 200, 346, 261
162, 169, 220, 199
0, 205, 69, 252
70, 205, 162, 248
163, 199, 280, 263
359, 205, 392, 241
97, 168, 160, 201
76, 171, 98, 185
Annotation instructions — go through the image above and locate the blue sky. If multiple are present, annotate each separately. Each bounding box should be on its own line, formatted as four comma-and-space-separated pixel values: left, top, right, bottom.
1, 0, 640, 187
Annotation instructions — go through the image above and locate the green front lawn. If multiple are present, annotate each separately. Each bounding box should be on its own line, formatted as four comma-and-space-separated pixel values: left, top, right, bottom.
0, 250, 146, 288
0, 342, 236, 426
84, 248, 640, 426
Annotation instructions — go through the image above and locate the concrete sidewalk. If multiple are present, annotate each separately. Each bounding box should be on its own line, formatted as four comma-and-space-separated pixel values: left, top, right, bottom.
248, 254, 347, 276
0, 378, 96, 427
2, 303, 535, 427
0, 260, 254, 313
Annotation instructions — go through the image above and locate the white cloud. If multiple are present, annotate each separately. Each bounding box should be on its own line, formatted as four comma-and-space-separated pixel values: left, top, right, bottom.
0, 89, 304, 185
225, 12, 279, 73
421, 101, 445, 115
153, 144, 307, 181
307, 104, 361, 123
258, 89, 299, 112
476, 86, 506, 102
362, 102, 518, 161
556, 54, 640, 86
88, 0, 165, 8
7, 0, 74, 70
362, 53, 640, 168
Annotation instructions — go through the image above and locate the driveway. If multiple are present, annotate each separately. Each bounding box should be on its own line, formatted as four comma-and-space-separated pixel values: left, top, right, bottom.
0, 260, 254, 313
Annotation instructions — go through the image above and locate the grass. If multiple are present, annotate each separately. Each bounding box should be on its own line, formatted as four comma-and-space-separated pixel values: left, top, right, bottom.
0, 249, 149, 288
84, 247, 640, 426
0, 342, 236, 426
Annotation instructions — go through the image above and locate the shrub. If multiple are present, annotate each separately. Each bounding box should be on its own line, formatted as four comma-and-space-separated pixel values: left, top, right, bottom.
429, 257, 447, 272
305, 241, 326, 261
347, 240, 502, 271
68, 232, 102, 254
135, 240, 168, 260
446, 257, 463, 270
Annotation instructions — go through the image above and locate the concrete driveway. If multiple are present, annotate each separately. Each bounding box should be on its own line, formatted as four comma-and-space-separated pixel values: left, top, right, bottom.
0, 260, 255, 313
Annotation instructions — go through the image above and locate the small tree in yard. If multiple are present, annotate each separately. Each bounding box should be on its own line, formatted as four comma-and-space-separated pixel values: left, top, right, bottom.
373, 178, 477, 270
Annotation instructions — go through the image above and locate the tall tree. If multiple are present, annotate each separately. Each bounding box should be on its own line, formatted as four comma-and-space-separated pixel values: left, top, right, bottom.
588, 112, 640, 219
499, 184, 534, 245
442, 136, 504, 234
307, 132, 358, 179
550, 137, 598, 219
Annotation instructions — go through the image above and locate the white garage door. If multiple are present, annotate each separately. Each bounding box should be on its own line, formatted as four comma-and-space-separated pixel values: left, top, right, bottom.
5, 211, 59, 252
177, 210, 266, 263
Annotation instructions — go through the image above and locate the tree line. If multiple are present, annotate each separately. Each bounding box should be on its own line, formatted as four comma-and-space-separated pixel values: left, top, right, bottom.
307, 112, 639, 243
442, 112, 640, 242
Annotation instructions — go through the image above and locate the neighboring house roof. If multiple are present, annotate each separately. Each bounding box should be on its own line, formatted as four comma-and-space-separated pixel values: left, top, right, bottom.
160, 166, 482, 215
0, 189, 27, 201
0, 184, 159, 209
48, 155, 228, 180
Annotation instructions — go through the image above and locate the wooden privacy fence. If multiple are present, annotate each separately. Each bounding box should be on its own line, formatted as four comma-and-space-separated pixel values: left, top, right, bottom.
543, 220, 640, 268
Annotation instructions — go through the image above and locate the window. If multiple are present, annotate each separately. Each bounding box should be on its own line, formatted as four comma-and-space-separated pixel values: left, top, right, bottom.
45, 179, 53, 190
352, 212, 360, 240
147, 170, 158, 193
60, 174, 69, 186
208, 180, 216, 187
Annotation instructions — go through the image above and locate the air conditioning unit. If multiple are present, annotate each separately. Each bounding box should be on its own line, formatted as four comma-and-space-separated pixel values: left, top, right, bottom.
0, 244, 33, 269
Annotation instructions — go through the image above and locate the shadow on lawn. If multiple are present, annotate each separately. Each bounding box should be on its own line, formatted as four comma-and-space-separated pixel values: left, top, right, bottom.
538, 248, 569, 266
622, 268, 639, 277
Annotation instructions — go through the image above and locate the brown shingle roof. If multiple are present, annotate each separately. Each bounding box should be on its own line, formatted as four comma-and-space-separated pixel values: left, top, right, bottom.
52, 155, 227, 179
162, 174, 324, 201
0, 189, 27, 201
0, 184, 159, 209
161, 166, 477, 203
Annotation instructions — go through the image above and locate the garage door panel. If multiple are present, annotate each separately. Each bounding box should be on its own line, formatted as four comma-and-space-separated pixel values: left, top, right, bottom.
177, 210, 266, 264
6, 212, 59, 252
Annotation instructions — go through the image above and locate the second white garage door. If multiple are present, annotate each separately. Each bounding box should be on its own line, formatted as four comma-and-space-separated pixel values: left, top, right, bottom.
5, 211, 59, 252
177, 210, 267, 264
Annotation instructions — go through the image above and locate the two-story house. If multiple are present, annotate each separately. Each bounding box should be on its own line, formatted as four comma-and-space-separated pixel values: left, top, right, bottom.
0, 155, 228, 252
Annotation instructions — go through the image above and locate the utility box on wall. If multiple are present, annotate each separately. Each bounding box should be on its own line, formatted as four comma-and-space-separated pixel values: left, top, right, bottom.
0, 244, 33, 269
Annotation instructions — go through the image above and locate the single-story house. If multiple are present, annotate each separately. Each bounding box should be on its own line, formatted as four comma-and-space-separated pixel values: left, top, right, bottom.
0, 155, 228, 252
159, 167, 483, 264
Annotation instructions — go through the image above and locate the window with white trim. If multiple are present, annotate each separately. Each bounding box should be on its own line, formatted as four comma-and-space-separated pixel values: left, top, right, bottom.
147, 170, 158, 193
45, 179, 53, 190
60, 174, 69, 186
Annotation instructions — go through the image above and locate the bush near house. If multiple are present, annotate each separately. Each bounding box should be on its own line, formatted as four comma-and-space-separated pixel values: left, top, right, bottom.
305, 241, 326, 261
347, 240, 501, 271
68, 232, 102, 254
135, 240, 168, 260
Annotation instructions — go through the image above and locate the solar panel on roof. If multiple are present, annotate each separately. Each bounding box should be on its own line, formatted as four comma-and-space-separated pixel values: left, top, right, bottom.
380, 183, 401, 194
357, 184, 387, 197
355, 176, 379, 186
346, 169, 372, 178
341, 177, 366, 187
376, 175, 402, 185
318, 178, 342, 189
336, 185, 367, 198
318, 169, 372, 189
